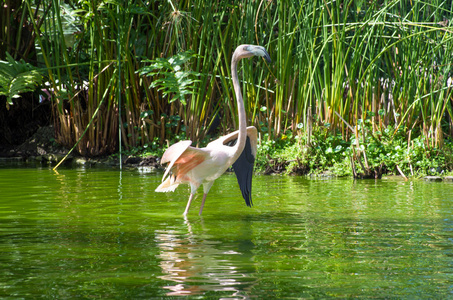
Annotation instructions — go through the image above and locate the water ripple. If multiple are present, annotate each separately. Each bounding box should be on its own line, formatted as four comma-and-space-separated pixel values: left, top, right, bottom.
1, 167, 453, 298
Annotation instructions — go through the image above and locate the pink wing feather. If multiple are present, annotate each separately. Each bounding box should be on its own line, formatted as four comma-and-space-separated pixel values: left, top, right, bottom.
160, 140, 192, 182
160, 140, 208, 183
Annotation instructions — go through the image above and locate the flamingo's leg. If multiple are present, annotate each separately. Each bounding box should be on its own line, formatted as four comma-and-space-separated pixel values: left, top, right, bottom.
199, 193, 208, 216
199, 181, 214, 216
183, 193, 195, 216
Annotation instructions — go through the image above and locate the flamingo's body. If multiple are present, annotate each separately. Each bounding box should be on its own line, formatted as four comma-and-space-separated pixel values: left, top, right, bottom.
155, 45, 271, 215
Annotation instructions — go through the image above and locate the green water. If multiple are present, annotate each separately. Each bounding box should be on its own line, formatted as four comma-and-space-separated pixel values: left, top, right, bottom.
0, 162, 452, 299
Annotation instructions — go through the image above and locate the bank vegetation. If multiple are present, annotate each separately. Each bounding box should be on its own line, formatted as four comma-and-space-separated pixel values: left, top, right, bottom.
1, 0, 453, 177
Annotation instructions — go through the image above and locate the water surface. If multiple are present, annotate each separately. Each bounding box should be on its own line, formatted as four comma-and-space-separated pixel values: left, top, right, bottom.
1, 162, 452, 298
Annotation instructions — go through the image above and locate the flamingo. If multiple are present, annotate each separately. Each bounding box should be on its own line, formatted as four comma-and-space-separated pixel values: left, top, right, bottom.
155, 45, 271, 215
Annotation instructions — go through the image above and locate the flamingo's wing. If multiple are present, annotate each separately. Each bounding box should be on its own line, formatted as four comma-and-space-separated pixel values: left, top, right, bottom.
224, 127, 258, 207
161, 140, 192, 182
215, 126, 258, 156
160, 140, 210, 183
161, 140, 193, 164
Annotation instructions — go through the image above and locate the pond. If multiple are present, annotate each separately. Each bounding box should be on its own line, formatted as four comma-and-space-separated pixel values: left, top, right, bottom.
1, 161, 452, 299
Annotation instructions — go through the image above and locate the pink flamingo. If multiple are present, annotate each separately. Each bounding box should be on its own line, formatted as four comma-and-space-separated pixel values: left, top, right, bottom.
155, 45, 271, 215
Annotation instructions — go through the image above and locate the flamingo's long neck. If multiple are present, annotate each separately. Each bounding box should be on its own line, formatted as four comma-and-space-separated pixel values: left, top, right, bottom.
231, 52, 247, 162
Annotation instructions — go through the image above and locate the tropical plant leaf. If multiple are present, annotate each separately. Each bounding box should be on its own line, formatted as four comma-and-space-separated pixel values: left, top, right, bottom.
137, 51, 200, 105
0, 52, 43, 109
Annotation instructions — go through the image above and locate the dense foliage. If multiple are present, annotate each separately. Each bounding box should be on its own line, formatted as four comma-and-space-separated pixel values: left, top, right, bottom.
1, 0, 453, 175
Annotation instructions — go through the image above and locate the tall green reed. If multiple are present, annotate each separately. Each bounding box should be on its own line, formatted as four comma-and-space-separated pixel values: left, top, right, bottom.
16, 0, 453, 156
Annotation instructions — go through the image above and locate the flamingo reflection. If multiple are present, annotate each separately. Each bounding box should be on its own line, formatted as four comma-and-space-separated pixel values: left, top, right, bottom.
155, 217, 255, 298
